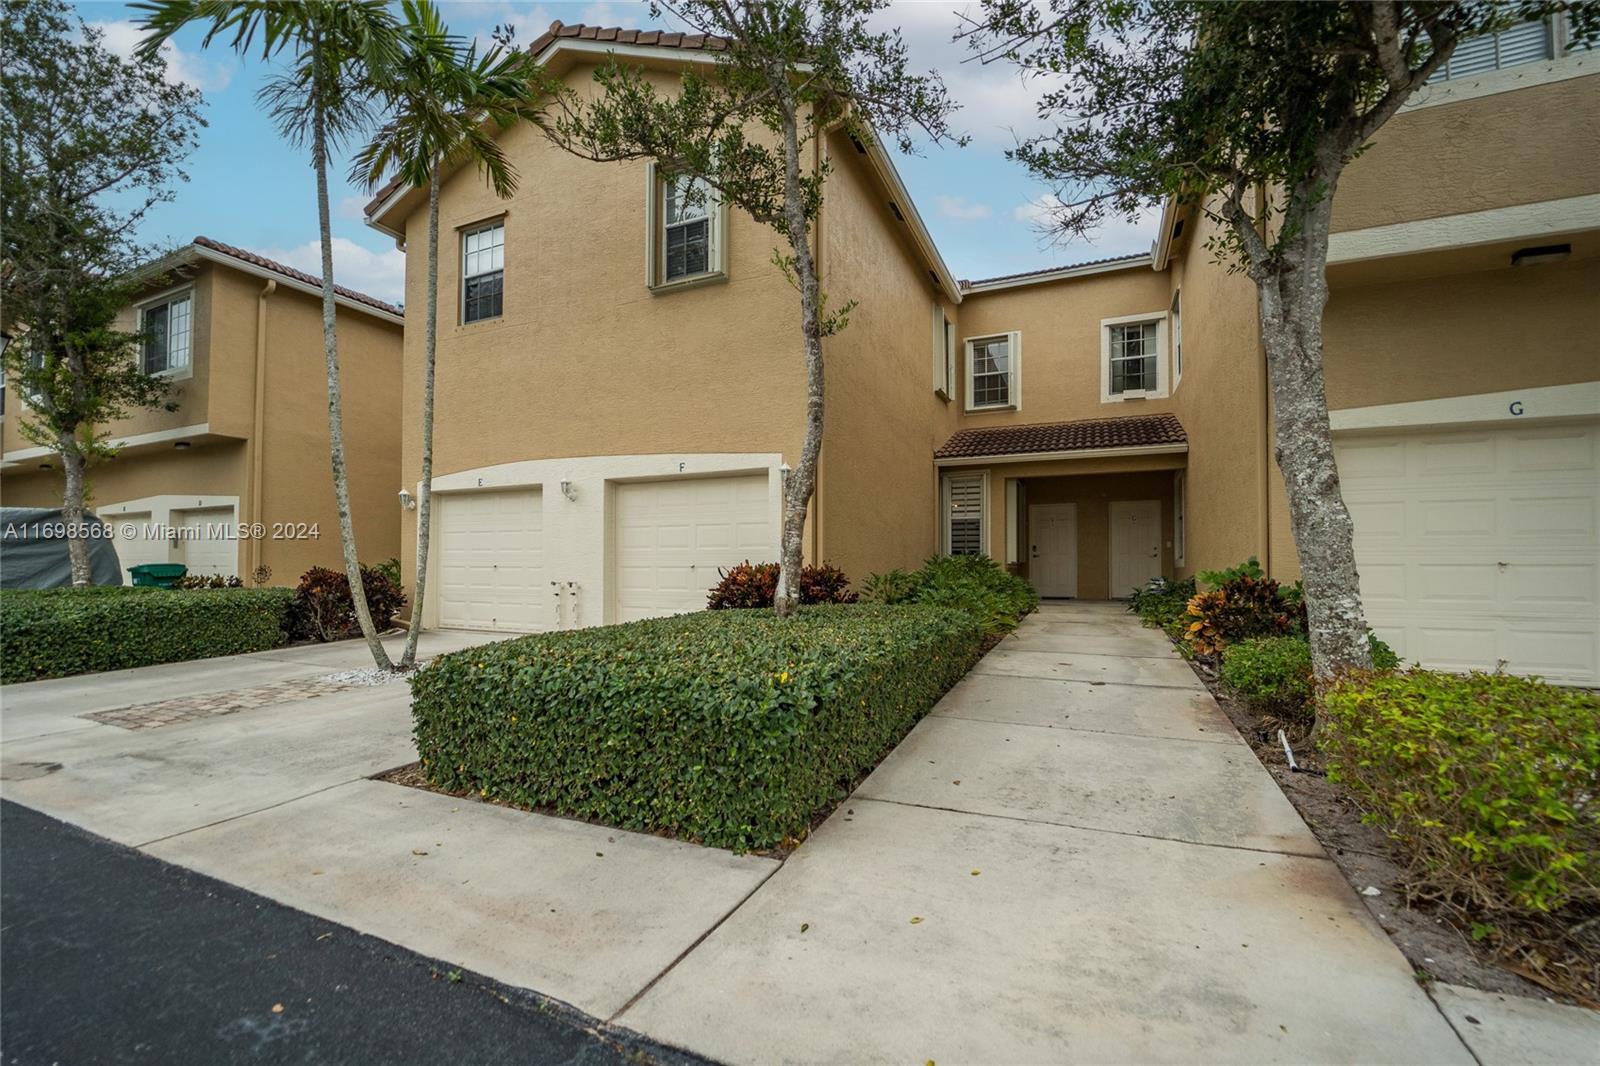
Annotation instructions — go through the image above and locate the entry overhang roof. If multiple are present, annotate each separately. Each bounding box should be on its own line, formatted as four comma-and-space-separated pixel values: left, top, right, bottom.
934, 413, 1187, 464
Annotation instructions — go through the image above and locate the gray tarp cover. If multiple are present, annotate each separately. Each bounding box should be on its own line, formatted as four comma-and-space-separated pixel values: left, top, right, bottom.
0, 508, 125, 588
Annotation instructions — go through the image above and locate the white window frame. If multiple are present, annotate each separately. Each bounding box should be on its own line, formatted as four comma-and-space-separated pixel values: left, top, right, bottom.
933, 305, 955, 400
1170, 290, 1183, 390
137, 286, 195, 380
461, 219, 505, 325
942, 471, 988, 557
1173, 471, 1186, 567
1100, 311, 1169, 403
964, 331, 1021, 412
646, 162, 728, 291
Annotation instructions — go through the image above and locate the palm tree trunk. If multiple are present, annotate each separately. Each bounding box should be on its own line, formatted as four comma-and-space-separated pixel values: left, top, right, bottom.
400, 171, 439, 668
312, 95, 392, 670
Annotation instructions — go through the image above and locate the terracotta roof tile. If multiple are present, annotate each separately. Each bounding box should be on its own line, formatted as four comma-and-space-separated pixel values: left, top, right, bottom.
192, 236, 403, 318
935, 414, 1186, 460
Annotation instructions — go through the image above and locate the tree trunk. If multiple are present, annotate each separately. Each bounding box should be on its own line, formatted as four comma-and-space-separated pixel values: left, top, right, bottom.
59, 432, 91, 586
1252, 196, 1373, 682
773, 97, 824, 619
312, 98, 393, 670
400, 172, 440, 668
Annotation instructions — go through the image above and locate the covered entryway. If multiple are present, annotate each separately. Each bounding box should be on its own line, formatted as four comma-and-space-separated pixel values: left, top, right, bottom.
435, 488, 545, 632
1337, 420, 1598, 684
173, 507, 237, 578
612, 473, 772, 622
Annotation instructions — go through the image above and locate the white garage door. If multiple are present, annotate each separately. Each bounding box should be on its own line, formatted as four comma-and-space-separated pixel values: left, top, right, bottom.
108, 510, 166, 576
613, 474, 773, 622
1338, 421, 1598, 684
174, 507, 237, 578
436, 489, 545, 632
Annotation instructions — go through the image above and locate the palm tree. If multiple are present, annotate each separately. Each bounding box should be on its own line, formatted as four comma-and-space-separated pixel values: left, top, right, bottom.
136, 1, 403, 669
352, 1, 540, 668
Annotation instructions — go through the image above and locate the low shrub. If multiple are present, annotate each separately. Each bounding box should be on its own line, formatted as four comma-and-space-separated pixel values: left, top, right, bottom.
0, 586, 293, 683
705, 561, 857, 610
861, 555, 1038, 635
410, 604, 984, 850
175, 573, 244, 590
1181, 571, 1306, 657
1220, 636, 1313, 719
1197, 555, 1265, 588
288, 565, 407, 642
1128, 576, 1196, 629
1322, 671, 1600, 917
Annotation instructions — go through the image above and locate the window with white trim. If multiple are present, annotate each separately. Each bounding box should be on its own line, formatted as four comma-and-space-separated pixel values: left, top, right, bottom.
933, 306, 955, 399
140, 292, 193, 376
1426, 19, 1551, 82
945, 473, 986, 556
1170, 290, 1183, 387
1100, 313, 1168, 402
965, 332, 1020, 411
462, 221, 504, 323
648, 165, 726, 288
1173, 472, 1186, 567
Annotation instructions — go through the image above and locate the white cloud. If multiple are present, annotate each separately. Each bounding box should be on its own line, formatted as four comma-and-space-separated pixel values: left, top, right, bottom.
1014, 195, 1162, 259
261, 238, 407, 306
935, 195, 992, 222
88, 20, 236, 93
337, 196, 371, 222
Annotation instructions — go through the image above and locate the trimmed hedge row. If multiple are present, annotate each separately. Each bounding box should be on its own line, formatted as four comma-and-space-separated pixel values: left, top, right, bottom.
0, 586, 293, 683
411, 603, 985, 850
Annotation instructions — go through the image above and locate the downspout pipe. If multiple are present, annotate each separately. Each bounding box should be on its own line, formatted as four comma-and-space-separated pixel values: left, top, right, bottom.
250, 279, 276, 578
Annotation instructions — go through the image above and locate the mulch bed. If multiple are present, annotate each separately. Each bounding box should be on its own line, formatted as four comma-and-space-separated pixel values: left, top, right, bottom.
1177, 642, 1599, 1007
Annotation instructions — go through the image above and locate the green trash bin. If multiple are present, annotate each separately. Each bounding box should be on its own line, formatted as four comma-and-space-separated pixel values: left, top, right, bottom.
129, 563, 188, 588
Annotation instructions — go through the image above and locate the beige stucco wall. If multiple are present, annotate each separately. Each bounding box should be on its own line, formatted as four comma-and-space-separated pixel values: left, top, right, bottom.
1333, 73, 1600, 232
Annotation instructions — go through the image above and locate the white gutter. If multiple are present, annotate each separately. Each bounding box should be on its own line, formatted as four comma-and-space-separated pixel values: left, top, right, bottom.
934, 442, 1187, 468
1151, 197, 1179, 271
960, 254, 1154, 295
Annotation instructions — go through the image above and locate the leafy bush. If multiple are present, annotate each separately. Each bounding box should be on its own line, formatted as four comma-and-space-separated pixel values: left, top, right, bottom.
175, 573, 244, 589
861, 555, 1038, 636
1369, 632, 1400, 670
1181, 572, 1306, 657
288, 565, 407, 642
370, 557, 403, 587
1128, 576, 1196, 628
705, 561, 858, 609
1322, 671, 1600, 917
1197, 556, 1264, 588
1220, 636, 1313, 719
410, 604, 984, 850
0, 586, 292, 683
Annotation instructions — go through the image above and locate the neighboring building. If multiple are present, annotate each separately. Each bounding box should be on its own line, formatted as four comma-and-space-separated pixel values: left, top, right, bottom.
0, 237, 405, 585
367, 20, 1598, 684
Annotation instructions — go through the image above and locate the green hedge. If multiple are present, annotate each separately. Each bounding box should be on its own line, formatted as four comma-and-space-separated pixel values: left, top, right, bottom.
411, 604, 985, 850
1322, 670, 1600, 916
1, 586, 293, 683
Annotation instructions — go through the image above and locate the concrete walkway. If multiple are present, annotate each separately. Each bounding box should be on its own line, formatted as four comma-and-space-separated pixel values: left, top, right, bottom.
4, 609, 1597, 1064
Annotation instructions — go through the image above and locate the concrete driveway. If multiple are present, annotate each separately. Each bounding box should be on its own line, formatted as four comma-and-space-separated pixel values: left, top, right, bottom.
4, 609, 1596, 1064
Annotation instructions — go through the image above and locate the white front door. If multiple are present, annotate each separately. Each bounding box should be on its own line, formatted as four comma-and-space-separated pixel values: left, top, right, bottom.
1029, 503, 1077, 598
435, 488, 546, 632
1337, 421, 1597, 684
174, 507, 237, 577
1108, 499, 1162, 598
613, 473, 773, 622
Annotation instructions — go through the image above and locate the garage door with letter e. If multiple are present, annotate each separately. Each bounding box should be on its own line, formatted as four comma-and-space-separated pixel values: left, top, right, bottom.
1338, 422, 1598, 684
436, 489, 545, 632
613, 474, 772, 622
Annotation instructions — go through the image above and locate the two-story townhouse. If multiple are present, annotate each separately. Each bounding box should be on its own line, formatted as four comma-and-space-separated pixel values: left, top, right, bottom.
0, 237, 405, 585
371, 20, 1598, 684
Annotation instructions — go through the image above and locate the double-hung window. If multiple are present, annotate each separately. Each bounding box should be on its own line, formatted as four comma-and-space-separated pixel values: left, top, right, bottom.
965, 332, 1021, 411
933, 306, 955, 399
1101, 313, 1168, 401
647, 164, 726, 289
141, 292, 193, 376
944, 473, 986, 557
462, 221, 504, 323
1170, 291, 1183, 387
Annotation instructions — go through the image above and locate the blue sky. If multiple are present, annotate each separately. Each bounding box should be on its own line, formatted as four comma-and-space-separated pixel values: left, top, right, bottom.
79, 0, 1158, 305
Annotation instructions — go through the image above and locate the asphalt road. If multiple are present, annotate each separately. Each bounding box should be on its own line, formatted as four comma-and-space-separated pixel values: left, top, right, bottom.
1, 800, 700, 1065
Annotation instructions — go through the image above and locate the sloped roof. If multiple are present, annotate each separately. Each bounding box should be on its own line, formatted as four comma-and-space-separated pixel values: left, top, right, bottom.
935, 413, 1187, 460
525, 20, 730, 54
959, 253, 1151, 291
192, 236, 403, 318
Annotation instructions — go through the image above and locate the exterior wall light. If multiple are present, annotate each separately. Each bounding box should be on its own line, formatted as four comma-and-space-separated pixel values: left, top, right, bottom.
559, 477, 578, 502
398, 488, 416, 511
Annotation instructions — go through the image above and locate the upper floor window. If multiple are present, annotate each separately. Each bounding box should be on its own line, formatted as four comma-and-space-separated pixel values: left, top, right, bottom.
1101, 312, 1169, 402
933, 306, 955, 399
1170, 291, 1183, 387
1426, 19, 1551, 82
965, 331, 1021, 412
462, 221, 504, 324
647, 163, 726, 289
141, 292, 193, 376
